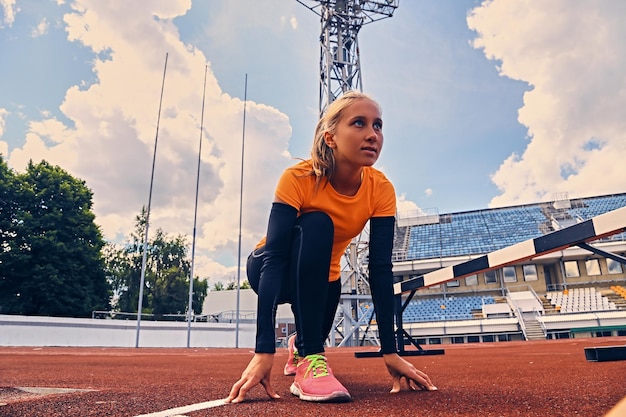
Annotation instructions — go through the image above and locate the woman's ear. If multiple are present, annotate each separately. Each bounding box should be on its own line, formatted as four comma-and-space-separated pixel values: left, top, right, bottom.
324, 131, 335, 148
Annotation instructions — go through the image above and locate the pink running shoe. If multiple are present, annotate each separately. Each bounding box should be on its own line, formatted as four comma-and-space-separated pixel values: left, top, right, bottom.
283, 334, 299, 376
290, 354, 351, 402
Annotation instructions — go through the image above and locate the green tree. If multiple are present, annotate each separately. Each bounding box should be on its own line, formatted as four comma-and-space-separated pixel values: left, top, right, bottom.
212, 279, 250, 291
106, 209, 149, 314
0, 158, 111, 317
0, 157, 16, 248
0, 156, 21, 300
106, 209, 207, 316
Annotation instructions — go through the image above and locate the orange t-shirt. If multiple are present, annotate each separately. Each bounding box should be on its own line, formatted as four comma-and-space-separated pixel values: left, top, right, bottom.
257, 160, 396, 282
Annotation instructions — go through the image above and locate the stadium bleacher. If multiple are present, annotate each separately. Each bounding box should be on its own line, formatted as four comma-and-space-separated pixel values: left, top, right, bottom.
360, 295, 499, 323
402, 295, 497, 322
546, 287, 616, 313
359, 287, 622, 325
569, 194, 626, 221
407, 206, 546, 259
405, 193, 626, 260
610, 285, 626, 306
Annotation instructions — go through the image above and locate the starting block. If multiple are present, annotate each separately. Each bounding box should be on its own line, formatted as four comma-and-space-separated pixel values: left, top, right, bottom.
584, 345, 626, 362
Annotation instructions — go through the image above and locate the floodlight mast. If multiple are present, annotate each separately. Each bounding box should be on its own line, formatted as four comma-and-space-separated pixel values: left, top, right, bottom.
296, 0, 399, 116
297, 0, 399, 348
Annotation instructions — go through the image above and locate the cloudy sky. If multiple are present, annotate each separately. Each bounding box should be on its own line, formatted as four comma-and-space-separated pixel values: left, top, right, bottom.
1, 0, 625, 286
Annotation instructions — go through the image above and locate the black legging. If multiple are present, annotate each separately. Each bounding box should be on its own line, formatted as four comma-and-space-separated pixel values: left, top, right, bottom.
247, 212, 341, 357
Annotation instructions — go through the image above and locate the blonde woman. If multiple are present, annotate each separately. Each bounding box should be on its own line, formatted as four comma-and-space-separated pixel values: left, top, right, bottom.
227, 91, 436, 404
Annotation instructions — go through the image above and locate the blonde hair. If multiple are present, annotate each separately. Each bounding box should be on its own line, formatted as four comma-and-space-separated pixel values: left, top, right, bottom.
309, 90, 380, 186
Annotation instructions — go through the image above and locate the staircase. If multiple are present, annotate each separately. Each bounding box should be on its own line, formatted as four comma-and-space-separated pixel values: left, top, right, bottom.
392, 225, 410, 261
540, 295, 558, 314
521, 316, 546, 341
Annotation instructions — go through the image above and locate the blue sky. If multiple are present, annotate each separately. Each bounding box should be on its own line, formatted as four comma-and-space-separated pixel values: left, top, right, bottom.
1, 1, 625, 285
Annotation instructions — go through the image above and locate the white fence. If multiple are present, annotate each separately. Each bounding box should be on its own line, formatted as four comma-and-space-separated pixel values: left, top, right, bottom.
0, 314, 255, 348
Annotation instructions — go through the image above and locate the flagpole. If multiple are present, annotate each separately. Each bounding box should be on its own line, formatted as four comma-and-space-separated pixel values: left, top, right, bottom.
187, 64, 208, 348
136, 52, 169, 348
235, 74, 248, 348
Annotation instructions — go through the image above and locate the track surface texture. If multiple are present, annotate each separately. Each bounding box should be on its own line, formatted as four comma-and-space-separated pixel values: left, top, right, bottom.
1, 337, 625, 417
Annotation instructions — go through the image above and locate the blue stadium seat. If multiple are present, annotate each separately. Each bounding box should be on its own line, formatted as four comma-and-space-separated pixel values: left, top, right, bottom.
405, 194, 626, 260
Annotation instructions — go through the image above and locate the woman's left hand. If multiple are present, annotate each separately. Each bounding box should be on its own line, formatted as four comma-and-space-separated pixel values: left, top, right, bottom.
382, 353, 438, 393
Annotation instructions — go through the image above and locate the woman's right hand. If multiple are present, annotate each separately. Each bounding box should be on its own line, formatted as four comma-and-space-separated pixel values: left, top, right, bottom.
225, 353, 280, 403
383, 353, 438, 393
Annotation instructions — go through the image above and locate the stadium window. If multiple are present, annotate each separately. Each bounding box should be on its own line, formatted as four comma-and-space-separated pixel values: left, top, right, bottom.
607, 259, 623, 274
497, 334, 511, 342
467, 335, 480, 343
523, 265, 538, 281
453, 336, 464, 344
465, 274, 478, 286
484, 270, 498, 284
502, 266, 517, 283
482, 335, 495, 342
564, 260, 580, 278
446, 280, 460, 287
585, 259, 601, 276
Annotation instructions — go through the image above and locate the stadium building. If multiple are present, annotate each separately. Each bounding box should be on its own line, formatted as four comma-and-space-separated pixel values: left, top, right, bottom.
368, 192, 626, 346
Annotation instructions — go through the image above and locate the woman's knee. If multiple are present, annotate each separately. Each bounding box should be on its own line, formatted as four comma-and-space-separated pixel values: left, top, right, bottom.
246, 247, 264, 294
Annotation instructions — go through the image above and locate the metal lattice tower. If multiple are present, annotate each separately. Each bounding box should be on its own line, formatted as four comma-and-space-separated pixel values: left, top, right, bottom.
298, 0, 400, 348
297, 0, 399, 116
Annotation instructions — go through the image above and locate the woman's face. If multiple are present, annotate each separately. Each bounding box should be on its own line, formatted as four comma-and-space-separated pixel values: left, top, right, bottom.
324, 99, 383, 170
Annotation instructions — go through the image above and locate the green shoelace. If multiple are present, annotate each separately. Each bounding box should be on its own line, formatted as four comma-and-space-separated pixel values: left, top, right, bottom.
302, 354, 329, 378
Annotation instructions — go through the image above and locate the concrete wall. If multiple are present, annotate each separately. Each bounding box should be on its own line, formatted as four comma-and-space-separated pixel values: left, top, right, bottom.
0, 289, 290, 348
0, 315, 255, 348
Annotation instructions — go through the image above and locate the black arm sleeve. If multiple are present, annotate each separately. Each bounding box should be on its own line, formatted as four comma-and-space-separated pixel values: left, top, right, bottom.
255, 202, 298, 353
368, 216, 398, 354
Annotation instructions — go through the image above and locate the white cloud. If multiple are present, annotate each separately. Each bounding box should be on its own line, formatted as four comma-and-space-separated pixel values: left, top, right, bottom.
0, 108, 7, 137
424, 188, 433, 197
468, 0, 626, 207
204, 1, 299, 40
31, 17, 49, 37
0, 107, 7, 157
1, 108, 11, 157
279, 14, 299, 30
6, 0, 293, 285
0, 0, 17, 27
396, 193, 425, 218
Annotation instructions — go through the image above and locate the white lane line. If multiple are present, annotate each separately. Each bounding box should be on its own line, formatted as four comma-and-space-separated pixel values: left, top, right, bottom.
134, 398, 227, 417
17, 387, 96, 394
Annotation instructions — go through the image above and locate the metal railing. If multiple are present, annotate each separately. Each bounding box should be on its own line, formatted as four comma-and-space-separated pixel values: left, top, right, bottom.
91, 311, 220, 322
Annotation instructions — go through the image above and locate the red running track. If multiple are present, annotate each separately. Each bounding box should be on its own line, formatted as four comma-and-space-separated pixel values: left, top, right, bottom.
1, 337, 626, 417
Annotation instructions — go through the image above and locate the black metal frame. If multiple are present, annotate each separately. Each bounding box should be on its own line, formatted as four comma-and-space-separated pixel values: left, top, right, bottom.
355, 289, 445, 358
